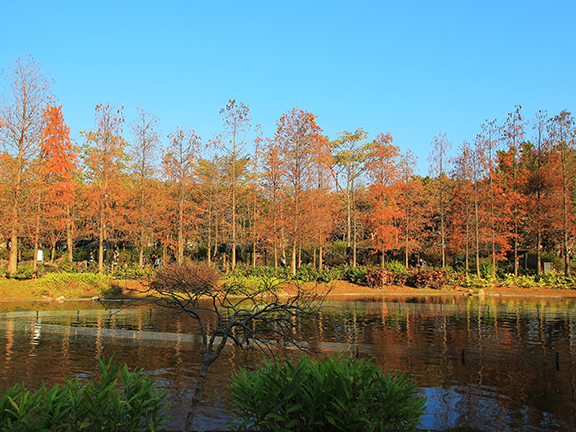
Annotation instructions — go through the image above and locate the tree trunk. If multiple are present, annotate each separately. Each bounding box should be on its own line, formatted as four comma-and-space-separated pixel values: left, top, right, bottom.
33, 214, 40, 272
232, 193, 236, 270
66, 206, 74, 263
563, 150, 571, 277
291, 241, 297, 276
183, 358, 213, 432
98, 213, 105, 273
178, 199, 184, 265
474, 187, 481, 279
9, 232, 18, 275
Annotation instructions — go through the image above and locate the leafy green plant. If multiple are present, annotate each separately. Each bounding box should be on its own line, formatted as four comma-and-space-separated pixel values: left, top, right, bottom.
384, 260, 407, 274
463, 274, 492, 290
229, 354, 426, 432
227, 265, 341, 285
479, 261, 497, 280
112, 265, 157, 280
0, 357, 169, 431
500, 274, 545, 289
7, 264, 42, 280
538, 270, 576, 289
341, 266, 368, 284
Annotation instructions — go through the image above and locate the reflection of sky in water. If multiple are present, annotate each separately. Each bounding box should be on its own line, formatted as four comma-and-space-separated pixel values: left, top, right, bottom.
0, 297, 575, 431
422, 386, 570, 432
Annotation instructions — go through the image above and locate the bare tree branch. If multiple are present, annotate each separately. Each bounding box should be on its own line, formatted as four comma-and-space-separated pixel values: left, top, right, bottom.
145, 264, 330, 432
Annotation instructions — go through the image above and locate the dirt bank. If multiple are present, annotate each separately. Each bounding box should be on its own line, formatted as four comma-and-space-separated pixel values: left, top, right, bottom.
1, 277, 575, 302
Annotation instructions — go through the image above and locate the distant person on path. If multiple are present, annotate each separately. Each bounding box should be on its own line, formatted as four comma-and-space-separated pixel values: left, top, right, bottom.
113, 248, 119, 264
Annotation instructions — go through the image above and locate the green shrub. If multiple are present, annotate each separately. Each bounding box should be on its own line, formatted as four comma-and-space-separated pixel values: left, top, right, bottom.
227, 265, 340, 284
538, 270, 576, 289
0, 357, 169, 431
463, 274, 491, 290
296, 265, 341, 283
341, 266, 368, 284
500, 274, 545, 289
479, 261, 497, 280
229, 354, 426, 432
112, 265, 156, 280
7, 264, 42, 280
384, 260, 407, 274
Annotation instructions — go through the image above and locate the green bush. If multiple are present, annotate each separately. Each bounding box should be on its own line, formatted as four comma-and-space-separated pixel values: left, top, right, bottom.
227, 265, 341, 284
463, 274, 491, 290
341, 266, 368, 284
383, 260, 407, 274
538, 270, 576, 289
229, 354, 426, 432
112, 265, 157, 280
0, 357, 169, 431
500, 274, 545, 289
296, 265, 341, 283
7, 264, 43, 280
479, 261, 497, 280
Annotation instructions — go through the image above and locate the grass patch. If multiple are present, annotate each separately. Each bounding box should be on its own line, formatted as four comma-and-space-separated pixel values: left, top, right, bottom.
33, 273, 119, 299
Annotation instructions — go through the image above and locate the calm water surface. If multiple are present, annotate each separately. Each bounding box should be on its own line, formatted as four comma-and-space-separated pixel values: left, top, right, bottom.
0, 295, 575, 431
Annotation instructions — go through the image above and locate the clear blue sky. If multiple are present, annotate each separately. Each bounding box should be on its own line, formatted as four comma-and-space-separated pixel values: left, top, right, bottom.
2, 0, 575, 173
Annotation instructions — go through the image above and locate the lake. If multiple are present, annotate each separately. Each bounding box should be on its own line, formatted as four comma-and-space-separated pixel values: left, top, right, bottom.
0, 294, 575, 431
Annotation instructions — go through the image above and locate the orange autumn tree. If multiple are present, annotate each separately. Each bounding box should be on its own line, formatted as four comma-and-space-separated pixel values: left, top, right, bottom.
365, 132, 400, 266
40, 105, 78, 262
396, 150, 428, 268
308, 132, 335, 270
547, 110, 576, 277
0, 55, 52, 275
449, 141, 476, 273
273, 108, 331, 275
195, 156, 225, 265
127, 106, 161, 266
475, 120, 508, 278
427, 132, 452, 267
523, 111, 554, 275
257, 136, 287, 267
498, 106, 527, 276
82, 103, 128, 273
163, 127, 203, 265
214, 99, 259, 269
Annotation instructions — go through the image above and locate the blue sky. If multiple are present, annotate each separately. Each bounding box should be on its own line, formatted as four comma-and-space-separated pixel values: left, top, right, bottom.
2, 0, 575, 173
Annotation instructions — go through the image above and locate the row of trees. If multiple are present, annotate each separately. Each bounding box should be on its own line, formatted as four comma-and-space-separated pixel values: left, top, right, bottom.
1, 56, 575, 277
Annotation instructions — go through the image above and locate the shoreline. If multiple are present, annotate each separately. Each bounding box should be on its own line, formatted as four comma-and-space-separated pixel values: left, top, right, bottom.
1, 277, 576, 302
